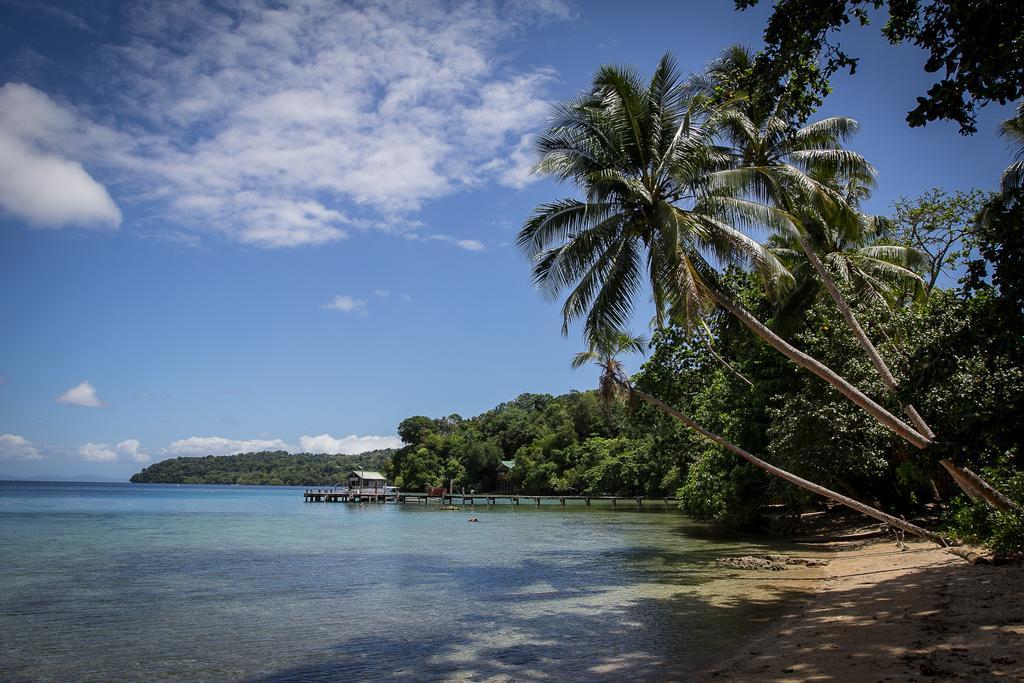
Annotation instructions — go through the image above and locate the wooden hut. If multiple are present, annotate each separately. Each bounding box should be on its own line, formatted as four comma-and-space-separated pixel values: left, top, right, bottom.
496, 460, 518, 494
347, 470, 386, 493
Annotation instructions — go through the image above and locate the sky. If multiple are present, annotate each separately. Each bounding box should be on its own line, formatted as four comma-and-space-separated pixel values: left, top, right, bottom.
0, 0, 1015, 480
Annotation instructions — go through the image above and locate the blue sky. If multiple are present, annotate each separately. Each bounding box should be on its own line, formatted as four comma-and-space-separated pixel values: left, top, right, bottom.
0, 0, 1015, 479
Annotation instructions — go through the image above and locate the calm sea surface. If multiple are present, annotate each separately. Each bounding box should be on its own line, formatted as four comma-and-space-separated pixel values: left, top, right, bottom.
0, 482, 812, 681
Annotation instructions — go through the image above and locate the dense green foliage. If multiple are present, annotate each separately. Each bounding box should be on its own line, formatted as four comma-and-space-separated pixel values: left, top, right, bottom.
385, 232, 1021, 530
735, 0, 1024, 133
511, 45, 1023, 551
386, 392, 649, 495
130, 450, 393, 486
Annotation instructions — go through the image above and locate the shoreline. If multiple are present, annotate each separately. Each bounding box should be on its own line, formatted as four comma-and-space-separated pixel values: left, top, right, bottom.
700, 538, 1024, 681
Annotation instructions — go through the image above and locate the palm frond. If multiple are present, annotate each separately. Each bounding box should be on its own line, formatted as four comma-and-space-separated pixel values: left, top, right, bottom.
793, 116, 860, 148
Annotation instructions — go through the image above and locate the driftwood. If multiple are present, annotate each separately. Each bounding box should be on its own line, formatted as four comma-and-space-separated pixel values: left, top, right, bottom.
946, 546, 995, 565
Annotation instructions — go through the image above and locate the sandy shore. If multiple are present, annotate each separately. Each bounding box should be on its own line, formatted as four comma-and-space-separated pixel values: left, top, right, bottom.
703, 539, 1023, 681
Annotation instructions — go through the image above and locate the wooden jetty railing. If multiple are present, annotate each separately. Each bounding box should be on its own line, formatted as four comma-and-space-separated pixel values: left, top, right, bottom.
303, 488, 389, 503
303, 489, 677, 507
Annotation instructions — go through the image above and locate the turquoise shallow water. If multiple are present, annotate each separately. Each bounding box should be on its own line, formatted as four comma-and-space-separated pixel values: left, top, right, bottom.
0, 482, 805, 681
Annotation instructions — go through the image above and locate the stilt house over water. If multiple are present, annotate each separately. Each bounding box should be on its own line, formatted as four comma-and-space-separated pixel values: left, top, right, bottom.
496, 460, 518, 494
347, 470, 387, 492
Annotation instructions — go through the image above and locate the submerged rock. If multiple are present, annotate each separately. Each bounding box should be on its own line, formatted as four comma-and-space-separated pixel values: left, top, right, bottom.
717, 554, 830, 570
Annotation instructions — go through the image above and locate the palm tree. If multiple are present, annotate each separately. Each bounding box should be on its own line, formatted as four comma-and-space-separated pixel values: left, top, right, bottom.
702, 46, 1017, 511
1000, 101, 1024, 193
572, 328, 946, 544
520, 53, 930, 451
767, 184, 927, 335
570, 330, 647, 407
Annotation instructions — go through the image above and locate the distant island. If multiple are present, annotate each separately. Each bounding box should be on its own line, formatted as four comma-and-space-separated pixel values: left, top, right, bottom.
129, 449, 393, 486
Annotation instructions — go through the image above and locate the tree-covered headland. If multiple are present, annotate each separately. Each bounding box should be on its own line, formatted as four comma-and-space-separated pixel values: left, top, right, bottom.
130, 450, 393, 486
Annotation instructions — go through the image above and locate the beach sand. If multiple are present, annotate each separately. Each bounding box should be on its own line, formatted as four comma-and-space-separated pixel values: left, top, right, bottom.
703, 539, 1024, 681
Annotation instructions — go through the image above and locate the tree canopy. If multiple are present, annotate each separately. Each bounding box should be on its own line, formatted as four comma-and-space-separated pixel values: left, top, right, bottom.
130, 450, 393, 486
735, 0, 1024, 133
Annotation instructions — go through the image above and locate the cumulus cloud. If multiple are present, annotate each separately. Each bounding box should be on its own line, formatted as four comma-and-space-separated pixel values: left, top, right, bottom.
56, 381, 105, 408
2, 0, 563, 247
424, 234, 486, 251
496, 134, 539, 189
158, 433, 400, 457
373, 289, 390, 298
323, 294, 366, 314
165, 436, 292, 457
0, 83, 122, 228
116, 439, 150, 463
455, 239, 485, 252
298, 434, 403, 454
0, 434, 42, 460
78, 442, 118, 462
463, 71, 554, 146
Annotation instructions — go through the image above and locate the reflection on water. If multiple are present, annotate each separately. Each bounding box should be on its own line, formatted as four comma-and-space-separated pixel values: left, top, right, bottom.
0, 482, 819, 681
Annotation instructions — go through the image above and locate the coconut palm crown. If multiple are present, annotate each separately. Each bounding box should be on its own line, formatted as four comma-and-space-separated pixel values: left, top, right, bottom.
570, 329, 648, 408
768, 179, 927, 333
1000, 101, 1024, 193
693, 47, 877, 245
518, 54, 792, 341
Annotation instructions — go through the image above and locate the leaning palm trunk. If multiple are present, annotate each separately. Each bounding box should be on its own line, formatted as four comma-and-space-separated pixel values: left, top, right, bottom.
696, 322, 754, 387
628, 384, 947, 545
939, 459, 1023, 513
790, 233, 1020, 512
706, 286, 932, 449
791, 232, 935, 437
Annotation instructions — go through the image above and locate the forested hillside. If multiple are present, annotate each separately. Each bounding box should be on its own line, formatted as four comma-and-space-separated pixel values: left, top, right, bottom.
130, 450, 393, 485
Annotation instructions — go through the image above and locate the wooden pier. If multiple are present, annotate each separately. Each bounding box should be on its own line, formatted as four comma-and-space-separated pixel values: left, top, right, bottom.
303, 488, 390, 503
303, 489, 676, 507
413, 493, 676, 507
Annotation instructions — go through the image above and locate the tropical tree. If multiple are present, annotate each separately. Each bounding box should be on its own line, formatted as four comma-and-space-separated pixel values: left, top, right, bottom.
520, 53, 930, 453
570, 330, 648, 407
1000, 101, 1024, 193
698, 46, 1016, 509
734, 0, 1024, 134
572, 328, 945, 543
890, 188, 988, 295
767, 186, 927, 334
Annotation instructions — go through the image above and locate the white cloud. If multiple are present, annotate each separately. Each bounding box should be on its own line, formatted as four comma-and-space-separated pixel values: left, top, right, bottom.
299, 434, 403, 454
496, 134, 539, 189
373, 289, 390, 298
78, 442, 118, 462
463, 71, 554, 146
1, 0, 564, 247
0, 83, 122, 228
116, 439, 150, 463
426, 234, 486, 251
56, 381, 105, 408
0, 434, 42, 460
323, 294, 366, 314
455, 239, 485, 252
165, 436, 292, 457
158, 433, 400, 458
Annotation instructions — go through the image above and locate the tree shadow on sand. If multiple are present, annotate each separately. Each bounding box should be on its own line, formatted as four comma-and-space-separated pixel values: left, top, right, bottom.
704, 555, 1023, 681
255, 550, 1022, 682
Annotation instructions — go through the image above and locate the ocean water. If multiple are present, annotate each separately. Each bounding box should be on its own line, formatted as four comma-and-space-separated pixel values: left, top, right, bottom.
0, 482, 813, 681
